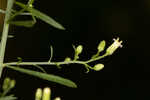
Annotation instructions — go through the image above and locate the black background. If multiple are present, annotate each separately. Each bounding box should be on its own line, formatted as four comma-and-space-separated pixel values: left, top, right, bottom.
1, 0, 150, 100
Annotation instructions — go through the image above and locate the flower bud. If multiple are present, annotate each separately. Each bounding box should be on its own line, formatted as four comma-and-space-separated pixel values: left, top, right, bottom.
54, 97, 61, 100
2, 77, 10, 91
106, 38, 122, 55
42, 87, 51, 100
10, 80, 16, 88
35, 88, 42, 100
76, 45, 83, 55
97, 40, 105, 52
93, 64, 104, 71
64, 57, 71, 62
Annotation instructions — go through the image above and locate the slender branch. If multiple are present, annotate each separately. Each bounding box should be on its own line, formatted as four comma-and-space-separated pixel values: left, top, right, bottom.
0, 0, 15, 78
85, 53, 108, 63
4, 61, 85, 66
4, 53, 108, 67
0, 9, 31, 15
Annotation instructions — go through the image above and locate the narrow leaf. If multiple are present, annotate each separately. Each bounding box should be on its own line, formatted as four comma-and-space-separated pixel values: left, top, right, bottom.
6, 66, 77, 88
28, 8, 65, 30
15, 2, 65, 30
9, 20, 35, 27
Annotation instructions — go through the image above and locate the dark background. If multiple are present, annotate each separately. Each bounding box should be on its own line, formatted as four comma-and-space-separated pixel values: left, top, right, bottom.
1, 0, 150, 100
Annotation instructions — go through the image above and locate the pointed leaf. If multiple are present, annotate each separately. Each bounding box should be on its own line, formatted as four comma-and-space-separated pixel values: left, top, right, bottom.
15, 2, 65, 30
28, 8, 65, 30
6, 66, 77, 88
9, 20, 35, 27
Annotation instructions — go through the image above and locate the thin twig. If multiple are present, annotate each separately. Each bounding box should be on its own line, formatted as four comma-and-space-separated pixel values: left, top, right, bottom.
4, 53, 108, 67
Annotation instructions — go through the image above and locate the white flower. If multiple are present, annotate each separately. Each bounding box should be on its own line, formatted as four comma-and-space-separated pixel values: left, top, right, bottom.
106, 38, 122, 55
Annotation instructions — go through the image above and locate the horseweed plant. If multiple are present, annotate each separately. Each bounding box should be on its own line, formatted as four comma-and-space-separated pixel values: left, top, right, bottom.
0, 0, 123, 99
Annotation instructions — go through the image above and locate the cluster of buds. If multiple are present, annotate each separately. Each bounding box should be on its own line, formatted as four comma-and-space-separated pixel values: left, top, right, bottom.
2, 77, 16, 91
35, 87, 61, 100
91, 37, 122, 71
64, 37, 122, 72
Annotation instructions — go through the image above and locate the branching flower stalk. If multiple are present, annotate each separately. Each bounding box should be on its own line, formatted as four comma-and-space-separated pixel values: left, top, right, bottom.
0, 0, 123, 90
3, 38, 123, 73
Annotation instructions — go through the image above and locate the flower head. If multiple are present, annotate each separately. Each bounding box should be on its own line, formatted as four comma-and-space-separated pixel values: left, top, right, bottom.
106, 38, 122, 55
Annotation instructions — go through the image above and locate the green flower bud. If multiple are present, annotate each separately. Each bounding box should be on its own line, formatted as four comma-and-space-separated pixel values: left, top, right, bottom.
106, 38, 122, 55
35, 88, 42, 100
93, 64, 104, 71
64, 57, 71, 62
42, 88, 51, 100
10, 80, 16, 88
76, 45, 83, 55
54, 97, 61, 100
2, 77, 10, 91
97, 40, 105, 52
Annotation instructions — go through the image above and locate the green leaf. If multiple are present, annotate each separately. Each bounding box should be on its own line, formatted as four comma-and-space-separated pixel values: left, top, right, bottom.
28, 8, 65, 30
9, 20, 35, 27
15, 2, 65, 30
6, 66, 77, 88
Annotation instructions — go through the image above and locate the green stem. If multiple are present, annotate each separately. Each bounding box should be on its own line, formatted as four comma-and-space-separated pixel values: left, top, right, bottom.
85, 53, 108, 63
0, 0, 14, 78
4, 53, 108, 67
4, 61, 85, 66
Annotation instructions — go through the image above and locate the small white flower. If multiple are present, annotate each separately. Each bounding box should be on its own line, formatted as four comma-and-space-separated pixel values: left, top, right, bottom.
106, 37, 122, 55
